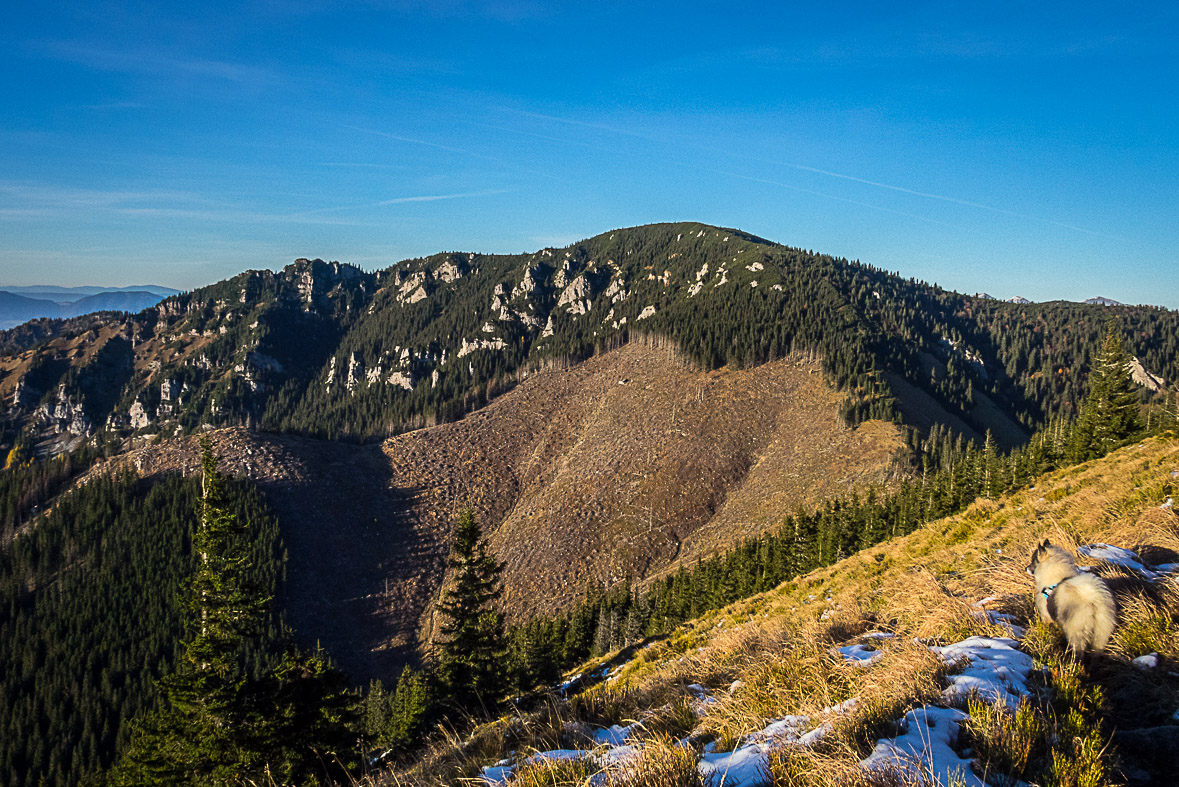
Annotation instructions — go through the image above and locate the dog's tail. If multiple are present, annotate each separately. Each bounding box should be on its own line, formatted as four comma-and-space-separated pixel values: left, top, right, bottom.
1062, 574, 1118, 654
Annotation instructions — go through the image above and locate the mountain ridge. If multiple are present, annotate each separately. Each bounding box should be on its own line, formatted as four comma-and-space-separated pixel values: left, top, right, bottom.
4, 222, 1175, 463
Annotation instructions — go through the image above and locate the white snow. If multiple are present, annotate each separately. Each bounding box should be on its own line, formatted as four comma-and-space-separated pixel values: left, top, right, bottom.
837, 643, 884, 666
1132, 653, 1160, 670
482, 749, 591, 785
861, 706, 985, 787
931, 637, 1034, 710
1078, 544, 1160, 578
594, 724, 637, 746
698, 742, 770, 785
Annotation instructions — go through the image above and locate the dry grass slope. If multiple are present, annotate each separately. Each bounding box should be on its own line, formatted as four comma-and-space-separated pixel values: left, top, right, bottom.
377, 436, 1179, 786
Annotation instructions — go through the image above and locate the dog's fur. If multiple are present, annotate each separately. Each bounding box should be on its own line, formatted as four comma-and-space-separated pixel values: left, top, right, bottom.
1026, 540, 1117, 656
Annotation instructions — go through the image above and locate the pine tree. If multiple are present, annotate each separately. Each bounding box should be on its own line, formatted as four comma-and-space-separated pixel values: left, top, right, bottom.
435, 507, 506, 709
1069, 321, 1142, 461
385, 666, 434, 750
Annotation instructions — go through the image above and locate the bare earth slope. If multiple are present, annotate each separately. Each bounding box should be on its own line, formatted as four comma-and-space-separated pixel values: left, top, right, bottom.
83, 343, 902, 681
381, 342, 904, 629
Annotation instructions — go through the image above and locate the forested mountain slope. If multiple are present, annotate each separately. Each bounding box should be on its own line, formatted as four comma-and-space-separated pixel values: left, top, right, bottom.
2, 223, 1175, 459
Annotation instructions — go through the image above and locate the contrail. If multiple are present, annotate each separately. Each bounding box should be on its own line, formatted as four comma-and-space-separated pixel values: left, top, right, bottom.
292, 189, 513, 216
499, 107, 1118, 239
769, 159, 1111, 238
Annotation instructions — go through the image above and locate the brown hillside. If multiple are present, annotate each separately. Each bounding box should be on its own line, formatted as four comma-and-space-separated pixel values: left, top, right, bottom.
79, 342, 902, 682
380, 342, 905, 632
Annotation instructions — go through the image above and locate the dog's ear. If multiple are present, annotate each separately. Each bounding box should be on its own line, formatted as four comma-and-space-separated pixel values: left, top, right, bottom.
1040, 539, 1051, 549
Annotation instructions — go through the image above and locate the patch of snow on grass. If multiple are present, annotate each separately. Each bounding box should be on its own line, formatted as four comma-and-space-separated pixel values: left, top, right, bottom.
837, 643, 884, 666
861, 706, 985, 787
699, 742, 769, 786
1078, 544, 1160, 578
482, 750, 591, 785
931, 637, 1034, 710
1132, 653, 1160, 670
594, 723, 637, 746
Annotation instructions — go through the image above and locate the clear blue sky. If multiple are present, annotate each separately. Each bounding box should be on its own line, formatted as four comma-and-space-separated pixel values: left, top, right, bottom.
2, 1, 1176, 307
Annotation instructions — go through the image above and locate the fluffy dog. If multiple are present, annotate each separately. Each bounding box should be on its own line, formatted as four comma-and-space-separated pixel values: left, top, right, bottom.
1026, 540, 1117, 656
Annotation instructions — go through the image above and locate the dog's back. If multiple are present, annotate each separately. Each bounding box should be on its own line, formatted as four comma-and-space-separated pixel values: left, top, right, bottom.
1028, 540, 1117, 656
1047, 571, 1117, 654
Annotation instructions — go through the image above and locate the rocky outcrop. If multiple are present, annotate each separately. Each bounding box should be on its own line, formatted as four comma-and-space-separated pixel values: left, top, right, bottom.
33, 385, 92, 436
558, 275, 592, 316
398, 271, 430, 304
1131, 357, 1166, 391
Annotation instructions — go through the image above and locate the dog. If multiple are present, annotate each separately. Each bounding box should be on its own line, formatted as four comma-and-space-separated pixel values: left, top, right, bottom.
1026, 540, 1117, 657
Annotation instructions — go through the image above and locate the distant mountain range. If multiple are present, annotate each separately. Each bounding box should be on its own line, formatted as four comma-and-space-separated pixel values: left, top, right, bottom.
0, 285, 178, 329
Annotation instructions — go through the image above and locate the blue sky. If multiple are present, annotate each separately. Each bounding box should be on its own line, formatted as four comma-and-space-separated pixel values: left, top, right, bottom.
1, 1, 1176, 307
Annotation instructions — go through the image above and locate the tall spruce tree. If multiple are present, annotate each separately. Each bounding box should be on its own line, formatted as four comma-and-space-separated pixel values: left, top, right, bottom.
110, 440, 356, 785
110, 438, 269, 785
1069, 320, 1142, 461
435, 507, 506, 708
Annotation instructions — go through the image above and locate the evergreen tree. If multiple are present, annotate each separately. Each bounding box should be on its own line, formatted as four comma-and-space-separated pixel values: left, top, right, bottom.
385, 666, 434, 750
1069, 321, 1142, 461
111, 438, 269, 785
435, 507, 506, 708
110, 440, 356, 785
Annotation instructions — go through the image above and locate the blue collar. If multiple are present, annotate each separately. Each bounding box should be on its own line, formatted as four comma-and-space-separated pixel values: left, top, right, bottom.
1040, 582, 1060, 600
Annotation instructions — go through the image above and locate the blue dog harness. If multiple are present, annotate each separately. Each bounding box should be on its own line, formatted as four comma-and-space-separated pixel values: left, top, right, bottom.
1040, 581, 1061, 600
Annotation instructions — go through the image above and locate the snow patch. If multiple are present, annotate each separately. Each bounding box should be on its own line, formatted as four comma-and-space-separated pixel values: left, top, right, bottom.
1132, 653, 1160, 670
861, 706, 984, 787
698, 743, 769, 786
931, 637, 1034, 710
594, 723, 637, 746
1078, 544, 1160, 578
836, 643, 884, 667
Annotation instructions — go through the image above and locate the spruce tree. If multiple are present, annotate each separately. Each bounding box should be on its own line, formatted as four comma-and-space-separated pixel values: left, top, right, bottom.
1069, 321, 1142, 461
111, 438, 268, 785
435, 506, 506, 708
111, 440, 356, 785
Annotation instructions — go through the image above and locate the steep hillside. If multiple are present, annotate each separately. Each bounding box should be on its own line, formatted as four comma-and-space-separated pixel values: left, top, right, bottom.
380, 436, 1179, 787
79, 341, 903, 680
3, 223, 1175, 459
379, 342, 904, 627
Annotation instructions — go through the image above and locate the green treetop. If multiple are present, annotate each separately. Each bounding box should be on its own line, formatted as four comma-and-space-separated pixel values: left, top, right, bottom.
1069, 320, 1142, 462
435, 506, 506, 708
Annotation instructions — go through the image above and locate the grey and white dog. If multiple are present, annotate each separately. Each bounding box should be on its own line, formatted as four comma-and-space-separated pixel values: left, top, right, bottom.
1026, 540, 1117, 656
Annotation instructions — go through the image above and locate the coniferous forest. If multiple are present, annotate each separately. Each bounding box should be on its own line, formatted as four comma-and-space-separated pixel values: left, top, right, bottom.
0, 470, 285, 786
